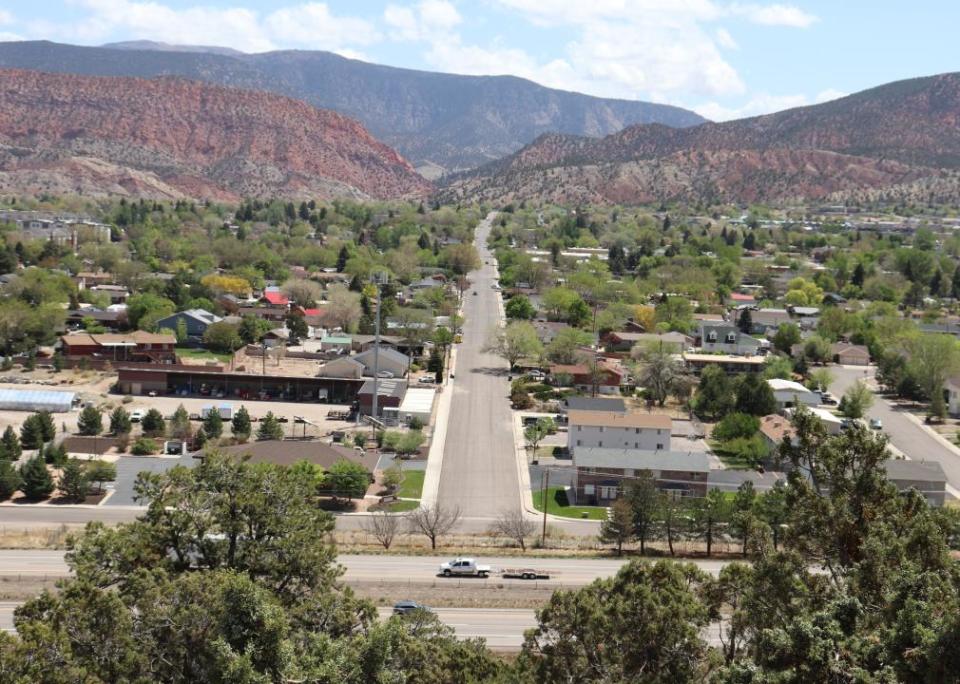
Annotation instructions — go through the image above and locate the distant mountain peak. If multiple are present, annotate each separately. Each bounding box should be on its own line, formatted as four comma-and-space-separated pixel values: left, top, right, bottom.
101, 40, 245, 57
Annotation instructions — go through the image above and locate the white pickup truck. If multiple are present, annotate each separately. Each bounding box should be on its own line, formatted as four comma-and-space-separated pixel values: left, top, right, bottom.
438, 557, 491, 578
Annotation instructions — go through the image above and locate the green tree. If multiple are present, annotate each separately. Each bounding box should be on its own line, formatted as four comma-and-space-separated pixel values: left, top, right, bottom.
256, 412, 284, 441
238, 315, 272, 344
109, 407, 132, 435
484, 321, 543, 370
599, 497, 634, 555
737, 308, 753, 333
37, 411, 56, 442
735, 373, 777, 416
126, 292, 176, 330
323, 460, 370, 501
693, 365, 735, 420
169, 404, 191, 439
1, 425, 21, 459
690, 488, 730, 557
633, 344, 682, 407
19, 414, 43, 450
397, 430, 426, 456
231, 406, 252, 440
59, 458, 90, 502
0, 459, 22, 499
625, 471, 659, 554
203, 410, 224, 440
202, 321, 243, 353
546, 326, 593, 364
713, 412, 761, 441
839, 379, 874, 419
519, 561, 711, 683
77, 405, 103, 436
19, 454, 53, 499
141, 409, 166, 438
85, 460, 117, 495
505, 294, 536, 320
772, 322, 802, 354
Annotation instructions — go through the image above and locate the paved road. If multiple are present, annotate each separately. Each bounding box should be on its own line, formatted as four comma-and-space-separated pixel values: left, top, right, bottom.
436, 212, 521, 518
0, 550, 731, 584
832, 366, 960, 494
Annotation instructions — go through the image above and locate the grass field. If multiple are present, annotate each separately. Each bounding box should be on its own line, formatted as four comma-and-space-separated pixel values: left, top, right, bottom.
175, 347, 234, 363
532, 487, 607, 520
397, 470, 425, 499
386, 499, 420, 513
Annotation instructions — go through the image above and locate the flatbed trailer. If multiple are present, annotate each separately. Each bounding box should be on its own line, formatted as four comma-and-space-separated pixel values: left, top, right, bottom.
499, 568, 551, 580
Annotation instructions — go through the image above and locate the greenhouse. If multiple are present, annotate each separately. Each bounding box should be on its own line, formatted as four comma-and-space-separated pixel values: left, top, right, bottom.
0, 389, 76, 413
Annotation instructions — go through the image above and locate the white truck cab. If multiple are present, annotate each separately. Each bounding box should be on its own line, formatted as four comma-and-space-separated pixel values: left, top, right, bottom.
439, 557, 491, 578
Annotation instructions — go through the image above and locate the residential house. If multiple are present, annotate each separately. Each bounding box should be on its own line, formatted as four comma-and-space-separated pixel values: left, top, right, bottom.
789, 306, 821, 330
832, 342, 870, 366
605, 331, 691, 354
567, 410, 671, 454
768, 378, 820, 409
236, 306, 287, 323
60, 331, 177, 363
550, 362, 624, 395
573, 449, 710, 505
317, 356, 365, 379
759, 408, 843, 451
563, 397, 626, 413
698, 323, 764, 355
683, 353, 766, 375
350, 334, 403, 353
219, 440, 379, 475
320, 334, 352, 354
748, 308, 791, 336
884, 459, 947, 507
353, 347, 411, 378
358, 378, 408, 417
66, 308, 126, 332
89, 284, 130, 304
155, 309, 222, 339
260, 287, 290, 309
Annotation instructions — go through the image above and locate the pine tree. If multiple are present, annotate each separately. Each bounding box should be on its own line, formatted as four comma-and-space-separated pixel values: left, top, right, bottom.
0, 459, 21, 499
336, 245, 349, 273
20, 415, 43, 450
110, 407, 132, 436
852, 262, 866, 288
1, 425, 20, 460
20, 455, 53, 499
77, 406, 103, 436
256, 412, 284, 441
232, 406, 251, 440
203, 410, 223, 440
169, 405, 191, 439
737, 308, 753, 334
141, 409, 166, 437
37, 411, 55, 442
59, 459, 89, 502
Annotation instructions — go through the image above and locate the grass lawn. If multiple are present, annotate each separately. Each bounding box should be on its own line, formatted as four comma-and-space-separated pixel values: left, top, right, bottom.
175, 347, 234, 363
709, 440, 757, 471
386, 499, 420, 513
532, 487, 608, 520
397, 470, 425, 499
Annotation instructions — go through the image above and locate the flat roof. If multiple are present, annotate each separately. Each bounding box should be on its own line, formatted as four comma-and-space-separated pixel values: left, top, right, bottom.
564, 397, 627, 412
567, 410, 671, 429
575, 448, 710, 472
884, 458, 946, 483
399, 387, 435, 412
684, 353, 765, 364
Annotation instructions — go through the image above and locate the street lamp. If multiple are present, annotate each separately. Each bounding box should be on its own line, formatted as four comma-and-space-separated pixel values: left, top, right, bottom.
370, 272, 389, 442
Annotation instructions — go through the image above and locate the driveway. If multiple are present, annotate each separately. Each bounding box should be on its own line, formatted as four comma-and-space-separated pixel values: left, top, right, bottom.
104, 454, 194, 506
831, 365, 960, 496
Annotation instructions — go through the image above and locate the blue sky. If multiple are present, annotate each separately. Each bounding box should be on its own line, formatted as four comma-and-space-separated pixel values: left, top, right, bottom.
0, 1, 956, 120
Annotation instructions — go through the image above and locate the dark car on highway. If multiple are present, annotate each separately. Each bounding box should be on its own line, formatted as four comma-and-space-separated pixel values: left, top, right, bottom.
393, 600, 432, 615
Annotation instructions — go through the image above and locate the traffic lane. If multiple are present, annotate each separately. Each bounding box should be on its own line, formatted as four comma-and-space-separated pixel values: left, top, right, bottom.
436, 213, 521, 516
377, 606, 534, 650
0, 550, 731, 584
831, 366, 960, 491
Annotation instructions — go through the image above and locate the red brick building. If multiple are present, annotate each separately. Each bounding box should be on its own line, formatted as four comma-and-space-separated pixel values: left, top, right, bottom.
60, 331, 177, 363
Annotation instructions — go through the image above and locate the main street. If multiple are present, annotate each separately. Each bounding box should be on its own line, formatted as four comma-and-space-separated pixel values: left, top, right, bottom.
435, 212, 523, 519
831, 365, 960, 496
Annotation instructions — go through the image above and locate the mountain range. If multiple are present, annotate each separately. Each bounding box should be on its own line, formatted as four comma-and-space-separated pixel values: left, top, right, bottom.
0, 40, 706, 177
443, 72, 960, 205
0, 69, 430, 201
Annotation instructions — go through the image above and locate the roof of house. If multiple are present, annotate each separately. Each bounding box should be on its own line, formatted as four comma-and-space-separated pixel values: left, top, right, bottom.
684, 353, 765, 365
261, 288, 289, 306
610, 331, 690, 344
321, 335, 352, 344
62, 330, 176, 347
351, 334, 404, 346
790, 306, 821, 316
751, 308, 791, 325
398, 387, 435, 413
564, 397, 627, 412
158, 308, 221, 325
883, 458, 946, 484
354, 347, 411, 365
574, 448, 710, 472
550, 363, 623, 378
358, 378, 408, 398
759, 415, 794, 443
832, 342, 869, 356
730, 293, 756, 302
768, 378, 815, 394
219, 440, 379, 471
567, 410, 671, 430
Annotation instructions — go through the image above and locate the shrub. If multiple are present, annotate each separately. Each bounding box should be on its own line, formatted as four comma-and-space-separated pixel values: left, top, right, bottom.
408, 416, 424, 431
713, 413, 761, 442
109, 407, 132, 435
85, 460, 117, 494
20, 455, 54, 499
141, 409, 166, 437
0, 460, 22, 499
511, 390, 533, 410
723, 435, 770, 468
131, 437, 160, 455
59, 459, 90, 502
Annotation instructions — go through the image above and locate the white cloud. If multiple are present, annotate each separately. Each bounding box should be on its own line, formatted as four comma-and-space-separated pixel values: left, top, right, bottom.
694, 92, 809, 120
0, 32, 24, 43
25, 0, 378, 54
730, 3, 818, 27
715, 27, 738, 49
384, 1, 460, 42
0, 10, 14, 26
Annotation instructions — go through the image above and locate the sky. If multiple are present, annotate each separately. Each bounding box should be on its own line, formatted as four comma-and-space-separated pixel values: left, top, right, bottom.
0, 1, 956, 121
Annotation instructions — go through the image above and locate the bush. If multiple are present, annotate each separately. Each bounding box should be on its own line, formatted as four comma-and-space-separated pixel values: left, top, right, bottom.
723, 435, 770, 468
511, 390, 533, 410
713, 413, 761, 442
408, 416, 424, 431
131, 437, 160, 455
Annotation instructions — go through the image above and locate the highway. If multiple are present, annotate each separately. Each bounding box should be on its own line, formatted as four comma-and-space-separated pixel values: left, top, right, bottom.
435, 212, 523, 518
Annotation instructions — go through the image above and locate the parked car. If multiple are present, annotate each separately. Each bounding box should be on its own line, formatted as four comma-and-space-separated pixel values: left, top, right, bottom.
819, 392, 838, 405
130, 409, 145, 423
417, 376, 436, 384
439, 558, 491, 578
377, 370, 395, 378
393, 600, 432, 615
869, 418, 883, 430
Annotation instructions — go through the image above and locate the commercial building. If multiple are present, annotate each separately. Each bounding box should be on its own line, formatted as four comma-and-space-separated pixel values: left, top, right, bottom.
358, 378, 408, 417
387, 387, 436, 425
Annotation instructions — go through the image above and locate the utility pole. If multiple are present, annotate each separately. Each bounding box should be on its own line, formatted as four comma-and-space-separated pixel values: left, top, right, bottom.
370, 272, 388, 442
541, 468, 550, 547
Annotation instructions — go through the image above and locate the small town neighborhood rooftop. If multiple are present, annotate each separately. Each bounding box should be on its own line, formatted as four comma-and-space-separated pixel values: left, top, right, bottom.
567, 410, 672, 429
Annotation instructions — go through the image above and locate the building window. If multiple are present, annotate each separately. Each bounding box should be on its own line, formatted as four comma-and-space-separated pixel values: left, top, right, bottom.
584, 484, 595, 495
599, 426, 604, 432
656, 443, 664, 450
634, 442, 639, 448
599, 486, 618, 499
707, 332, 717, 342
576, 440, 581, 447
635, 428, 640, 434
726, 333, 736, 343
598, 441, 603, 447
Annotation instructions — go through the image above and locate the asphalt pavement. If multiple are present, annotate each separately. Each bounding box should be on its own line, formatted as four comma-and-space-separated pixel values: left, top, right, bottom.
831, 365, 960, 495
435, 213, 522, 519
